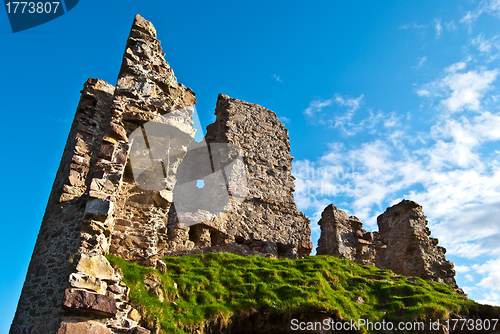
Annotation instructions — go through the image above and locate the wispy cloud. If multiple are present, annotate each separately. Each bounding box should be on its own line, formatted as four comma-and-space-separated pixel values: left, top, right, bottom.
461, 0, 500, 33
417, 62, 499, 113
278, 116, 290, 124
434, 18, 443, 38
304, 94, 402, 136
413, 56, 428, 68
273, 74, 282, 82
444, 20, 458, 31
334, 94, 363, 113
471, 34, 494, 53
303, 98, 334, 118
470, 34, 500, 62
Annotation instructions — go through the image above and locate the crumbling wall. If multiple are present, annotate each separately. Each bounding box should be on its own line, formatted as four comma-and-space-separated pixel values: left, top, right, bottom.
317, 200, 462, 293
376, 200, 459, 289
316, 204, 381, 265
100, 13, 197, 262
163, 94, 313, 259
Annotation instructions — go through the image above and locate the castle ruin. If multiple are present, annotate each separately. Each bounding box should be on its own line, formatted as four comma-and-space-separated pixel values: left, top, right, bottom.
11, 14, 463, 334
10, 15, 311, 334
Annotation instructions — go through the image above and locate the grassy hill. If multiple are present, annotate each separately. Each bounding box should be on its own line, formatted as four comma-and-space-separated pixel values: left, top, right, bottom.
107, 253, 500, 333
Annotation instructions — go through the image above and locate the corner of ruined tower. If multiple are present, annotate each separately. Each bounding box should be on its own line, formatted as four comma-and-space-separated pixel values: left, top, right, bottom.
11, 14, 197, 334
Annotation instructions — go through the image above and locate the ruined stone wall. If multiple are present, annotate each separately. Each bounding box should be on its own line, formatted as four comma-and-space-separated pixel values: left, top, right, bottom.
206, 94, 312, 258
316, 204, 380, 265
162, 94, 313, 259
99, 14, 197, 262
376, 200, 458, 289
317, 200, 462, 293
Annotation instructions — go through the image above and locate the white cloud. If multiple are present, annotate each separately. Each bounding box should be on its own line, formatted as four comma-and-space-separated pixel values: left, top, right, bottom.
418, 64, 499, 112
434, 18, 443, 38
303, 94, 404, 137
455, 265, 471, 273
441, 70, 499, 112
472, 258, 500, 293
335, 94, 364, 113
465, 274, 475, 282
476, 292, 500, 306
278, 116, 290, 124
445, 61, 467, 73
273, 74, 282, 82
417, 89, 430, 97
471, 34, 493, 53
303, 98, 333, 118
460, 12, 480, 34
460, 0, 500, 33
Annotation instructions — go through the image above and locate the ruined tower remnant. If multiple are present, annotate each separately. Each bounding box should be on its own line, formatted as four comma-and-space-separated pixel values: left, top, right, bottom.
199, 94, 313, 258
317, 200, 462, 293
11, 14, 311, 334
316, 204, 380, 265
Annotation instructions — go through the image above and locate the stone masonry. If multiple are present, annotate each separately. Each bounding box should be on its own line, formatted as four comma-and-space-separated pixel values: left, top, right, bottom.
159, 94, 313, 259
317, 200, 463, 293
11, 14, 312, 334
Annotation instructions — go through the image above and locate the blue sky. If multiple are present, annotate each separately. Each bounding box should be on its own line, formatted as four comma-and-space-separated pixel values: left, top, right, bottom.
1, 0, 500, 330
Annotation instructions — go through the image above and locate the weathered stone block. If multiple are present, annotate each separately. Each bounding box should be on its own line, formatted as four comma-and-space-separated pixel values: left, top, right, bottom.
99, 144, 115, 161
63, 288, 117, 316
75, 253, 114, 280
109, 122, 128, 142
84, 198, 113, 221
69, 273, 107, 294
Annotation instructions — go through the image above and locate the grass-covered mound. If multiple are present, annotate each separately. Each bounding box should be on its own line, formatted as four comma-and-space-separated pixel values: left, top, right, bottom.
107, 253, 495, 333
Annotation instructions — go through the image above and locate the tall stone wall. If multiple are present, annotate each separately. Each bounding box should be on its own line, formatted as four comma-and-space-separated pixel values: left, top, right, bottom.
317, 200, 462, 293
176, 94, 313, 258
98, 13, 197, 262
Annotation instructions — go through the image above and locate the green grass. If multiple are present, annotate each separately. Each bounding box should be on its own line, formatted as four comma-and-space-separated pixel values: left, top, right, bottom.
107, 253, 488, 333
